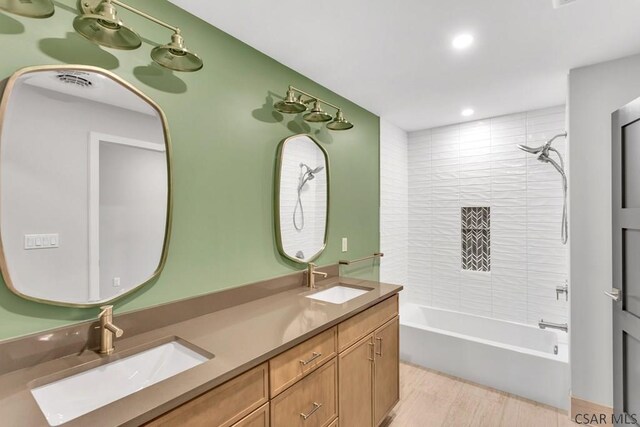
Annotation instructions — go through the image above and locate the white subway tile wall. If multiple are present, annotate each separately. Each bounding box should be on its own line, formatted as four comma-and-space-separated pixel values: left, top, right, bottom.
380, 119, 409, 291
383, 105, 568, 326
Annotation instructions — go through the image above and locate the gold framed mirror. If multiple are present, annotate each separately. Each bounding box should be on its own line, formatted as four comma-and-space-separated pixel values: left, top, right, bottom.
275, 134, 330, 264
0, 65, 172, 306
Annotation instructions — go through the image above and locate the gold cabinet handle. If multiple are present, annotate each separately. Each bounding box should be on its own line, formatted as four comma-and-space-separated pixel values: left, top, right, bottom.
376, 337, 383, 357
368, 341, 375, 361
300, 402, 322, 420
299, 352, 322, 366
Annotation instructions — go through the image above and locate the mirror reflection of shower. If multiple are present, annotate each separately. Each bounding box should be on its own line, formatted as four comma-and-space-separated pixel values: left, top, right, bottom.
293, 162, 325, 231
517, 132, 568, 244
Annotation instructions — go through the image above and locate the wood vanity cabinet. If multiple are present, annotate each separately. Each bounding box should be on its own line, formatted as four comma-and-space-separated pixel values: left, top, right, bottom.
338, 295, 399, 427
146, 294, 399, 427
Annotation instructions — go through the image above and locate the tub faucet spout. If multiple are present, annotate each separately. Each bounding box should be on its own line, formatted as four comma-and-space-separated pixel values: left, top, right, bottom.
538, 319, 568, 333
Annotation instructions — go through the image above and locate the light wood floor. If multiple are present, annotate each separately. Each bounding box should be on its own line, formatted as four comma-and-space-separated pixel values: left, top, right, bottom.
383, 362, 576, 427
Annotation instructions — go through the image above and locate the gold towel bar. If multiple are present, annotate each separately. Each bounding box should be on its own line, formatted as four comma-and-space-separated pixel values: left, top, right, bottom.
339, 252, 384, 265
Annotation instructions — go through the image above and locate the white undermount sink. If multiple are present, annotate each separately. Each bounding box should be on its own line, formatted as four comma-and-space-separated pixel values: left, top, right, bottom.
306, 285, 370, 304
31, 341, 211, 426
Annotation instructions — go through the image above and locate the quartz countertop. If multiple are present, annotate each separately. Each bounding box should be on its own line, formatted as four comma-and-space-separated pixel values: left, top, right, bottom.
0, 276, 402, 427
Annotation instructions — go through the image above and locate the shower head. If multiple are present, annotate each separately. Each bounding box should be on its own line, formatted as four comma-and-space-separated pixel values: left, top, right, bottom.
517, 144, 545, 154
518, 132, 567, 160
300, 163, 324, 175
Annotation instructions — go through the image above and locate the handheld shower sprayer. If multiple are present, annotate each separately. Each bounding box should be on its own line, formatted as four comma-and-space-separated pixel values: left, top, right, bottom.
517, 132, 568, 244
293, 162, 325, 231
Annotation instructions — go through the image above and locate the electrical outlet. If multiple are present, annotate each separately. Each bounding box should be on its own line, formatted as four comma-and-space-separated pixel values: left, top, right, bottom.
113, 277, 121, 287
342, 237, 348, 252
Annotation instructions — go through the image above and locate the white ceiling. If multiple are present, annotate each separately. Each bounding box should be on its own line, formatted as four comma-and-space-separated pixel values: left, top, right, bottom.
169, 0, 640, 131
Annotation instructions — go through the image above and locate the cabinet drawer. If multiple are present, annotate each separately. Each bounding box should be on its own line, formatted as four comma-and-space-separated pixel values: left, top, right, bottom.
271, 358, 337, 427
146, 363, 268, 427
270, 326, 337, 396
233, 403, 269, 427
338, 295, 398, 352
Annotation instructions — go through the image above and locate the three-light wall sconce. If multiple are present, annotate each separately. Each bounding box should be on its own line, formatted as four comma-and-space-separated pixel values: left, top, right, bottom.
274, 86, 354, 131
0, 0, 203, 72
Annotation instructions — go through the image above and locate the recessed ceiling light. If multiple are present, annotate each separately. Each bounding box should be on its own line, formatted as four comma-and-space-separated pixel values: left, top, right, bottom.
452, 33, 474, 50
461, 108, 474, 117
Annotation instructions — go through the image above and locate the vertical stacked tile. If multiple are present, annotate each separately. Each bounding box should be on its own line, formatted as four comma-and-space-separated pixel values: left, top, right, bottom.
380, 120, 410, 299
490, 112, 529, 324
408, 129, 433, 306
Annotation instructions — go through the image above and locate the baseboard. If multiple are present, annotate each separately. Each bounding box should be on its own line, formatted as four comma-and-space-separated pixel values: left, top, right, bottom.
571, 396, 614, 426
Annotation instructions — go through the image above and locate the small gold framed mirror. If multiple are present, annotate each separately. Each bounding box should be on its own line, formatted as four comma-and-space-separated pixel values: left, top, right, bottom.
275, 134, 329, 264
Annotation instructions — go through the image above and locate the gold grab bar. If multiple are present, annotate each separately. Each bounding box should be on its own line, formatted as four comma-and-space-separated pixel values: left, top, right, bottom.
339, 252, 384, 265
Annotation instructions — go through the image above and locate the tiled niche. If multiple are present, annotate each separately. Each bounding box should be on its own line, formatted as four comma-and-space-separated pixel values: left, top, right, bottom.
461, 207, 490, 272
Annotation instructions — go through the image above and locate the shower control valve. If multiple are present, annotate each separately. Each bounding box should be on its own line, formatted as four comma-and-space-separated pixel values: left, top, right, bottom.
556, 281, 568, 301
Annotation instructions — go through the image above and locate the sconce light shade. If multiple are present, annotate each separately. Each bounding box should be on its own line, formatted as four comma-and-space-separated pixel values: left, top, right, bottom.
151, 32, 204, 72
0, 0, 54, 18
274, 89, 307, 114
326, 110, 354, 131
73, 1, 141, 50
303, 101, 333, 123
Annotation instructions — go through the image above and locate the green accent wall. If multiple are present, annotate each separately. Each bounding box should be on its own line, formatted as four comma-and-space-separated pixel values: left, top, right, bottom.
0, 0, 380, 340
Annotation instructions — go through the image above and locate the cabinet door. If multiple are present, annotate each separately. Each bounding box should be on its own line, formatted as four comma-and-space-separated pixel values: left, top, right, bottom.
338, 334, 374, 427
373, 317, 399, 426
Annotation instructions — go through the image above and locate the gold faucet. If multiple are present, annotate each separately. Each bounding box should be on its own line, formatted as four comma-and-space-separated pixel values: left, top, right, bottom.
307, 263, 328, 289
98, 305, 124, 355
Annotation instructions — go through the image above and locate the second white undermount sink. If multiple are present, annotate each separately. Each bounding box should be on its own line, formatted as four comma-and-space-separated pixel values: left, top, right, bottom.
31, 340, 211, 426
306, 285, 369, 304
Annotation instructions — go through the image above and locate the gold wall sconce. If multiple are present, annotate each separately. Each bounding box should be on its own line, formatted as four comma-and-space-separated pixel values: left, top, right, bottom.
0, 0, 203, 72
0, 0, 54, 18
76, 0, 203, 72
274, 86, 354, 131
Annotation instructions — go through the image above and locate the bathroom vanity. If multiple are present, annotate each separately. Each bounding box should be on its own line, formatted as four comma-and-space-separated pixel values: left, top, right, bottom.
146, 293, 398, 427
0, 272, 401, 426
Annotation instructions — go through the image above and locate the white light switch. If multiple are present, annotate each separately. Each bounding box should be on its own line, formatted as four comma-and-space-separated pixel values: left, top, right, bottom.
342, 237, 348, 252
25, 234, 59, 250
113, 277, 121, 287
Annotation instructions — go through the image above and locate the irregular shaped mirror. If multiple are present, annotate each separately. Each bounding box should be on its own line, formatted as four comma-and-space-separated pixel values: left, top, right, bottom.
0, 66, 171, 306
275, 134, 329, 263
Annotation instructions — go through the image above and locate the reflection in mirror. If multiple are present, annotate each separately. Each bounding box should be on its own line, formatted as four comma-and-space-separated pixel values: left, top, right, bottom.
0, 66, 171, 306
276, 135, 329, 264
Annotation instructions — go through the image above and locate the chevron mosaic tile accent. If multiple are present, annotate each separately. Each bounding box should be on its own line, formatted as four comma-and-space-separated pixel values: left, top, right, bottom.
462, 207, 490, 272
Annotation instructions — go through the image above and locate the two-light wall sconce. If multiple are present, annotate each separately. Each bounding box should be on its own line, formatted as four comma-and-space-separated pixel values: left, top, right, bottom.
274, 86, 354, 131
0, 0, 203, 72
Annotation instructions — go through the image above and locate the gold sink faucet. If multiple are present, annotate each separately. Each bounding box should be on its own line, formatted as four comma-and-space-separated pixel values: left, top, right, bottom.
98, 305, 124, 355
307, 263, 328, 289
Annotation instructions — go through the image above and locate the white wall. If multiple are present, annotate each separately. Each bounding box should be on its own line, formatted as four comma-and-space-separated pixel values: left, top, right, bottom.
380, 119, 409, 290
568, 52, 640, 407
404, 106, 568, 327
99, 142, 167, 301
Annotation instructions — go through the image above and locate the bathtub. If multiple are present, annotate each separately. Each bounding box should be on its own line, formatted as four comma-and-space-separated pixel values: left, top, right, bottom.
400, 303, 570, 410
